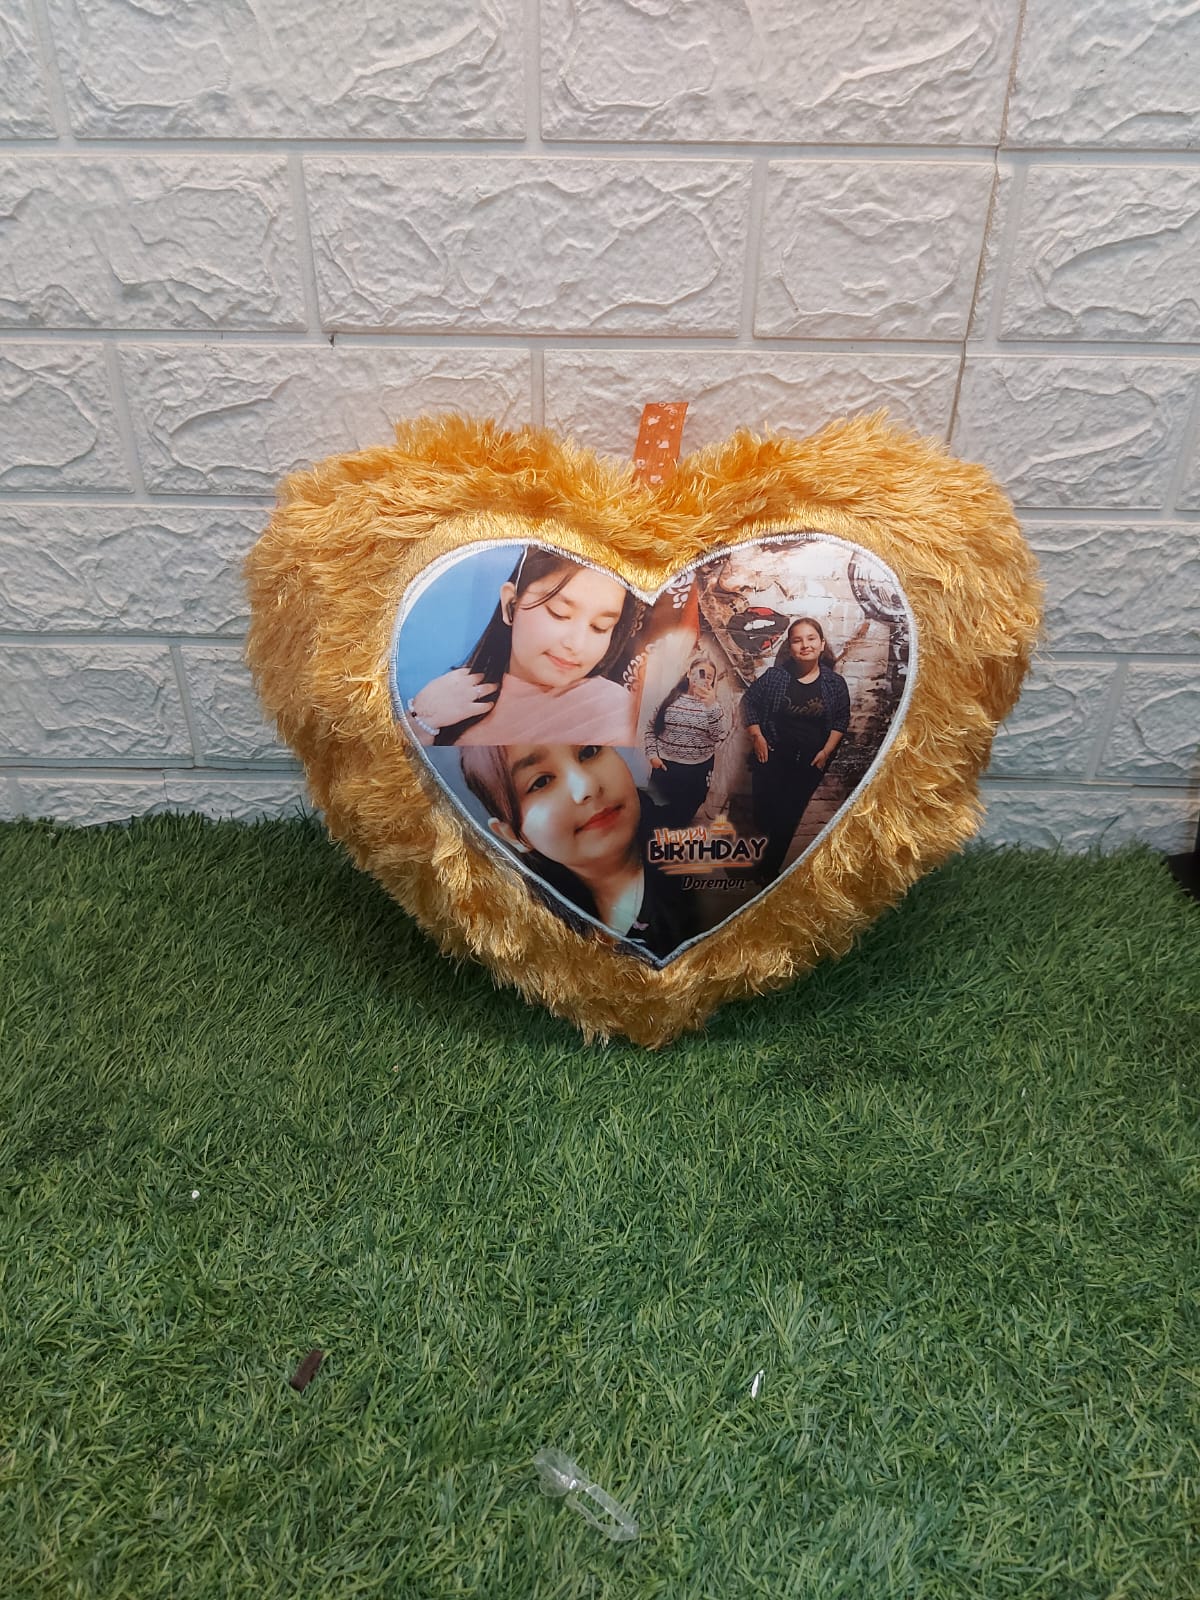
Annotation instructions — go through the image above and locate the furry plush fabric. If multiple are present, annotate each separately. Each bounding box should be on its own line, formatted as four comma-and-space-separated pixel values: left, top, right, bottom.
245, 413, 1040, 1046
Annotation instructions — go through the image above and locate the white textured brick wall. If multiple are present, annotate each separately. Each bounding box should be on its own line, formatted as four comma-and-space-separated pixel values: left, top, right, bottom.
0, 0, 1196, 851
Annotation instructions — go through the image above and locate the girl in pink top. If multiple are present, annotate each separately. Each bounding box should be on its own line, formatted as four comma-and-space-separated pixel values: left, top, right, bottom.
406, 548, 643, 748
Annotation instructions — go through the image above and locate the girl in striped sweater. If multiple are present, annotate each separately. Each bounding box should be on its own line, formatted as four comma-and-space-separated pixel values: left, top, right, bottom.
645, 657, 729, 829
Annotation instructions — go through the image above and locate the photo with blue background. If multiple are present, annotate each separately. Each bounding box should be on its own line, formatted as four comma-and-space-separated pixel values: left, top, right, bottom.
392, 544, 524, 709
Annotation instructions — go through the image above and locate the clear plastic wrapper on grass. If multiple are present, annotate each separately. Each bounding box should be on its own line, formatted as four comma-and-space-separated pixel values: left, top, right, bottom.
533, 1448, 639, 1543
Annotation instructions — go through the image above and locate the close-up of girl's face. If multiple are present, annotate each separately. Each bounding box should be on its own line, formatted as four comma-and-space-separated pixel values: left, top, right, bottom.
788, 623, 824, 666
493, 744, 639, 874
502, 566, 627, 691
688, 661, 715, 694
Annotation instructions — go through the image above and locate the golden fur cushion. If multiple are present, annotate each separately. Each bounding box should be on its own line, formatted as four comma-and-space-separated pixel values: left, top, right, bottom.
245, 412, 1040, 1046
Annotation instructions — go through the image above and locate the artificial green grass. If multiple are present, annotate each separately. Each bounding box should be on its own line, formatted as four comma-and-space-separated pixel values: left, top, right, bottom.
1, 817, 1197, 1600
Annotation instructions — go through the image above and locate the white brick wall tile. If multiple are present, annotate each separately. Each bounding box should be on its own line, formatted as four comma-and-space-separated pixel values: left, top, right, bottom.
1007, 0, 1200, 148
45, 0, 524, 139
10, 772, 311, 823
0, 2, 54, 137
544, 351, 960, 457
0, 158, 304, 331
978, 784, 1197, 853
120, 345, 532, 494
1028, 524, 1200, 655
987, 660, 1115, 778
0, 644, 191, 760
0, 504, 260, 634
12, 774, 170, 824
181, 644, 290, 763
541, 0, 1015, 144
952, 359, 1198, 509
306, 158, 752, 336
161, 774, 310, 821
987, 166, 1200, 343
0, 774, 22, 820
756, 162, 993, 340
1178, 440, 1200, 512
0, 345, 130, 491
966, 163, 1016, 339
1099, 666, 1200, 783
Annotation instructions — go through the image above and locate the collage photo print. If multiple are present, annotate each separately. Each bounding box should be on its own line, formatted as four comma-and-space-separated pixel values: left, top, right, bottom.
391, 534, 915, 966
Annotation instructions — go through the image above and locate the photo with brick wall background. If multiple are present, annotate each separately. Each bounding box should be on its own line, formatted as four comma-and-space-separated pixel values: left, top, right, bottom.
1, 0, 1196, 848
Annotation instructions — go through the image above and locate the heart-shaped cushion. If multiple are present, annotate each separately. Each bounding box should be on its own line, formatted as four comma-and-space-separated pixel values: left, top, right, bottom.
246, 412, 1040, 1046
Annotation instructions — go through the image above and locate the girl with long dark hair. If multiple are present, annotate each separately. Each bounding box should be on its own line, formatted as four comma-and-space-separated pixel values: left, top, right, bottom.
459, 743, 695, 962
405, 547, 643, 747
739, 617, 851, 883
645, 656, 728, 828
